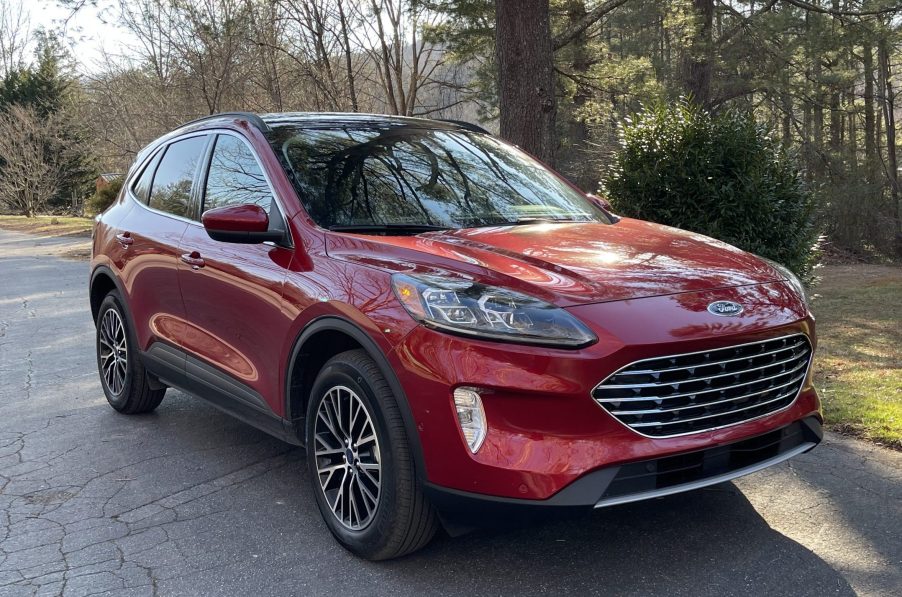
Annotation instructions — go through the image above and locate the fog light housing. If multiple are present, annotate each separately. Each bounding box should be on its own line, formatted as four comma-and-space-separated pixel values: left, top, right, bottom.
453, 387, 487, 453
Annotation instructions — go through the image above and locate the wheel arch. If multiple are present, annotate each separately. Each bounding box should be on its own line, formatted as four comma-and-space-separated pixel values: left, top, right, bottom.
90, 265, 133, 327
285, 316, 427, 480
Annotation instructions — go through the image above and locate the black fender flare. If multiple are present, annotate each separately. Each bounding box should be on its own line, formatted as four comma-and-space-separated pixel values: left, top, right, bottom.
89, 265, 133, 326
285, 316, 428, 481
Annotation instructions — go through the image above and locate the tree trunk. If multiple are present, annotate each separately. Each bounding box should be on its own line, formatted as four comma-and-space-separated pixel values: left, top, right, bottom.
863, 40, 877, 176
848, 103, 857, 174
681, 0, 714, 107
495, 0, 557, 165
878, 36, 901, 256
828, 0, 842, 152
782, 93, 793, 147
829, 90, 842, 152
560, 0, 592, 189
812, 56, 824, 164
337, 0, 359, 112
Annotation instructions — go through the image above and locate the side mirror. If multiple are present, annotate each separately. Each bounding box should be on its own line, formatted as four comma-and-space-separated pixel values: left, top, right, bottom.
586, 193, 613, 211
202, 204, 284, 244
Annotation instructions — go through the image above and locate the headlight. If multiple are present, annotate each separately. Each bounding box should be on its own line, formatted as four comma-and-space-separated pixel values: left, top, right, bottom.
761, 257, 808, 307
391, 274, 597, 348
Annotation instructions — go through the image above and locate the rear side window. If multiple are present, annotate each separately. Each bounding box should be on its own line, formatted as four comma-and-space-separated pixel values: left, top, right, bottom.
203, 135, 273, 213
148, 136, 208, 218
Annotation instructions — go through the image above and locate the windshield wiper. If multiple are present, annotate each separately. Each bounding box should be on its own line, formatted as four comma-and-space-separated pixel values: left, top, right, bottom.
493, 216, 589, 226
328, 224, 451, 234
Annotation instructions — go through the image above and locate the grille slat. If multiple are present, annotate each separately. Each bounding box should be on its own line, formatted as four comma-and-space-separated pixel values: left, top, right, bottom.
620, 338, 808, 376
595, 360, 808, 404
629, 386, 799, 428
593, 334, 813, 437
600, 351, 807, 389
609, 370, 808, 416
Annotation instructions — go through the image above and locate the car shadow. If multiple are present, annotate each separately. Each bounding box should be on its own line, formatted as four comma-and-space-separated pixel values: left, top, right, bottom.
105, 399, 858, 595
372, 481, 857, 596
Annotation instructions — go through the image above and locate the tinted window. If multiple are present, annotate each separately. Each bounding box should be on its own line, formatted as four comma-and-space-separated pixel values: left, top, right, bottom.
131, 150, 162, 204
271, 125, 610, 230
148, 136, 207, 218
204, 135, 273, 214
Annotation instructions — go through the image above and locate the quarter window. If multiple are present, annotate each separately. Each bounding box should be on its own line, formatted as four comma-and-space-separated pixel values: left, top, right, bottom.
147, 136, 207, 218
131, 150, 161, 204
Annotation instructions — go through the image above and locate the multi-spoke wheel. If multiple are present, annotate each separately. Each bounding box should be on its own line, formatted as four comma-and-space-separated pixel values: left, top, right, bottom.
95, 290, 166, 414
306, 349, 438, 560
98, 308, 128, 396
314, 386, 382, 530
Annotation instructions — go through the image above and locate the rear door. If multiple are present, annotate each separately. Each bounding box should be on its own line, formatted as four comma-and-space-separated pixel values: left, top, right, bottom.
176, 132, 294, 416
113, 134, 209, 359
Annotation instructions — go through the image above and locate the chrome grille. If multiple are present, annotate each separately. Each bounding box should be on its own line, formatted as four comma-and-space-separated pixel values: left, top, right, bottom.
593, 335, 813, 438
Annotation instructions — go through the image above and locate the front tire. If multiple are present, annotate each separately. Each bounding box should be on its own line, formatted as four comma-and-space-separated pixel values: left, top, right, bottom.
306, 349, 438, 560
96, 291, 165, 414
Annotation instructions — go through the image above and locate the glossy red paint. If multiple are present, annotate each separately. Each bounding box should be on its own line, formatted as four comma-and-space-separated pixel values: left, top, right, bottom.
90, 112, 821, 510
325, 219, 785, 306
201, 203, 269, 233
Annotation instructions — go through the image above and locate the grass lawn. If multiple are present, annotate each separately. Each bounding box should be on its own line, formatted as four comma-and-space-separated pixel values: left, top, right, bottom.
0, 214, 93, 237
811, 264, 902, 449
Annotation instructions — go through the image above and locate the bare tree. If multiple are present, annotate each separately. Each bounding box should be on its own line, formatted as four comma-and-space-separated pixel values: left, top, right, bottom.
0, 0, 29, 78
0, 105, 68, 217
277, 0, 363, 111
166, 0, 250, 114
352, 0, 447, 116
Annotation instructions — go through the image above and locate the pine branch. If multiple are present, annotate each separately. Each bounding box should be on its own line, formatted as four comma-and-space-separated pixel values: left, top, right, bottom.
781, 0, 902, 17
552, 0, 631, 51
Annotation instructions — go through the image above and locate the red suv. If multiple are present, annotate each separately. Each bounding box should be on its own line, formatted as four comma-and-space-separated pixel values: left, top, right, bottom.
90, 112, 821, 559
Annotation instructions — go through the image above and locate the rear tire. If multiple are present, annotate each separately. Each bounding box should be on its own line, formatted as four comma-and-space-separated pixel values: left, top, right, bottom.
96, 291, 165, 414
306, 349, 438, 560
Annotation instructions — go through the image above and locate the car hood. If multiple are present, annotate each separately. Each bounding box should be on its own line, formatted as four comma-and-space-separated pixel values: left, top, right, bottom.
325, 218, 784, 307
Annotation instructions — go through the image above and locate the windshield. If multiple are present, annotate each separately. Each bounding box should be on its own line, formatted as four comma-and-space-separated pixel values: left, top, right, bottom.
269, 124, 612, 231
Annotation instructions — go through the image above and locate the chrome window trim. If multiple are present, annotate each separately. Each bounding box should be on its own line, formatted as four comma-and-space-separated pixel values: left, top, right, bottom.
590, 333, 814, 440
126, 128, 294, 248
127, 131, 211, 226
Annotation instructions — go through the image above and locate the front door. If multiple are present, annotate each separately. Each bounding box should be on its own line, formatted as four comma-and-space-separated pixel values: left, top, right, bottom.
177, 132, 293, 416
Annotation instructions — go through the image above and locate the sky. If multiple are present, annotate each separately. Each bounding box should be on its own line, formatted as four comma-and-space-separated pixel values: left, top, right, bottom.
28, 0, 133, 71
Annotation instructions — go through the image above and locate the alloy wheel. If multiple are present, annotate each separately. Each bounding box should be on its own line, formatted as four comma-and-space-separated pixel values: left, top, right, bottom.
313, 385, 382, 530
98, 308, 128, 395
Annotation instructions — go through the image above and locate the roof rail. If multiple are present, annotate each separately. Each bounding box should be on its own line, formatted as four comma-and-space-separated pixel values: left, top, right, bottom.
179, 111, 271, 133
435, 119, 491, 135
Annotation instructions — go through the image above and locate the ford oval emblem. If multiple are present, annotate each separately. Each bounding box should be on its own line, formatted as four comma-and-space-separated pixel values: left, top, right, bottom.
707, 301, 744, 317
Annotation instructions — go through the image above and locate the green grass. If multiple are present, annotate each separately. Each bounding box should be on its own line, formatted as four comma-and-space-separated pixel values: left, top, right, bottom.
0, 214, 93, 237
811, 264, 902, 449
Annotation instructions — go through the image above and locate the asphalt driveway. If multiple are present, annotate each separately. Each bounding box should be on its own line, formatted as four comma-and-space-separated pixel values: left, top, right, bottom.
0, 228, 899, 596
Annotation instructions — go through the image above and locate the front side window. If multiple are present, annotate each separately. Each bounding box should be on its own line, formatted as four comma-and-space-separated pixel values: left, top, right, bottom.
148, 136, 207, 218
203, 135, 274, 214
270, 124, 610, 232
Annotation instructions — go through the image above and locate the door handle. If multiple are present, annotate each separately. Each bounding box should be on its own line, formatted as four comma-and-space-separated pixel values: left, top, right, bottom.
115, 232, 133, 247
180, 251, 205, 269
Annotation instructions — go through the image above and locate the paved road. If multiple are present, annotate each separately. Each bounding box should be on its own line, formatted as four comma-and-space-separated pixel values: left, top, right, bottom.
0, 228, 900, 597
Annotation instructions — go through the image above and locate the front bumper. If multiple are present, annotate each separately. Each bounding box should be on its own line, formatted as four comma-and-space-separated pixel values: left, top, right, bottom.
425, 417, 822, 527
388, 283, 821, 503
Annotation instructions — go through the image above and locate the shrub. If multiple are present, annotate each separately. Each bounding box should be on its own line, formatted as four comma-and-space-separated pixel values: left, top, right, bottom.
86, 178, 123, 215
604, 100, 820, 277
